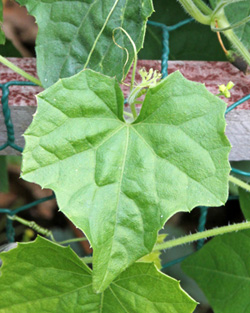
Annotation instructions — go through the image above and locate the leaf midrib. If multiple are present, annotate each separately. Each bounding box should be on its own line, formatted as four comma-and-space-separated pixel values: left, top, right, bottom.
109, 286, 130, 313
95, 116, 223, 288
97, 125, 130, 291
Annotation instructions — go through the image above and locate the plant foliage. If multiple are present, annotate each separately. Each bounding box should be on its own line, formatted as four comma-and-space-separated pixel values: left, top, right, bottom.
22, 69, 230, 291
16, 0, 153, 88
2, 0, 249, 311
0, 236, 197, 312
182, 230, 250, 313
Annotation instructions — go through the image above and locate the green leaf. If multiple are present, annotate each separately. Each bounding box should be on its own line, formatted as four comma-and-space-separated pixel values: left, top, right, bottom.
0, 0, 5, 45
21, 69, 230, 292
182, 229, 250, 313
16, 0, 153, 88
0, 236, 197, 313
239, 187, 250, 220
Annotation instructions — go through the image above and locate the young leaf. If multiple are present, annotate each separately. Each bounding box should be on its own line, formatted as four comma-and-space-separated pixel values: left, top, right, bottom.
182, 229, 250, 313
21, 69, 230, 292
239, 187, 250, 220
16, 0, 153, 88
0, 236, 197, 312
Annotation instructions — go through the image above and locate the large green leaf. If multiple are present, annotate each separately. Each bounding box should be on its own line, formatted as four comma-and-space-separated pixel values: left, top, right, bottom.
210, 0, 250, 49
21, 69, 230, 292
0, 236, 197, 312
182, 230, 250, 313
16, 0, 153, 88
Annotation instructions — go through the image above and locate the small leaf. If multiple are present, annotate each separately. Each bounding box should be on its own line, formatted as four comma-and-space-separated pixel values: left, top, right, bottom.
239, 187, 250, 220
138, 233, 167, 269
182, 230, 250, 313
16, 0, 153, 88
21, 69, 230, 292
0, 236, 197, 313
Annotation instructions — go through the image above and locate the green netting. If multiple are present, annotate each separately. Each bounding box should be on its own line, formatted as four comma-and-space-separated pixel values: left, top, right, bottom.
0, 19, 250, 269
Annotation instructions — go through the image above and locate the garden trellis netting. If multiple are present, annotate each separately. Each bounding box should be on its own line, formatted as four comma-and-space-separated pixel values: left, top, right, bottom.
0, 17, 250, 272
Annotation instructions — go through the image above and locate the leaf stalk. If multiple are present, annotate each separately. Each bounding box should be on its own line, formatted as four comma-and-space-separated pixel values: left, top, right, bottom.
177, 0, 211, 25
0, 56, 42, 86
112, 26, 138, 120
192, 0, 212, 15
229, 175, 250, 192
153, 221, 250, 251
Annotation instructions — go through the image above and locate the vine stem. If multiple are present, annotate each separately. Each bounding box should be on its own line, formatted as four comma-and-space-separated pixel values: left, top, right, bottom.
0, 56, 42, 86
177, 0, 211, 25
123, 111, 133, 118
128, 85, 141, 119
229, 175, 250, 192
8, 215, 55, 241
125, 27, 138, 120
112, 27, 138, 120
80, 221, 250, 263
192, 0, 212, 15
153, 221, 250, 251
130, 100, 138, 120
